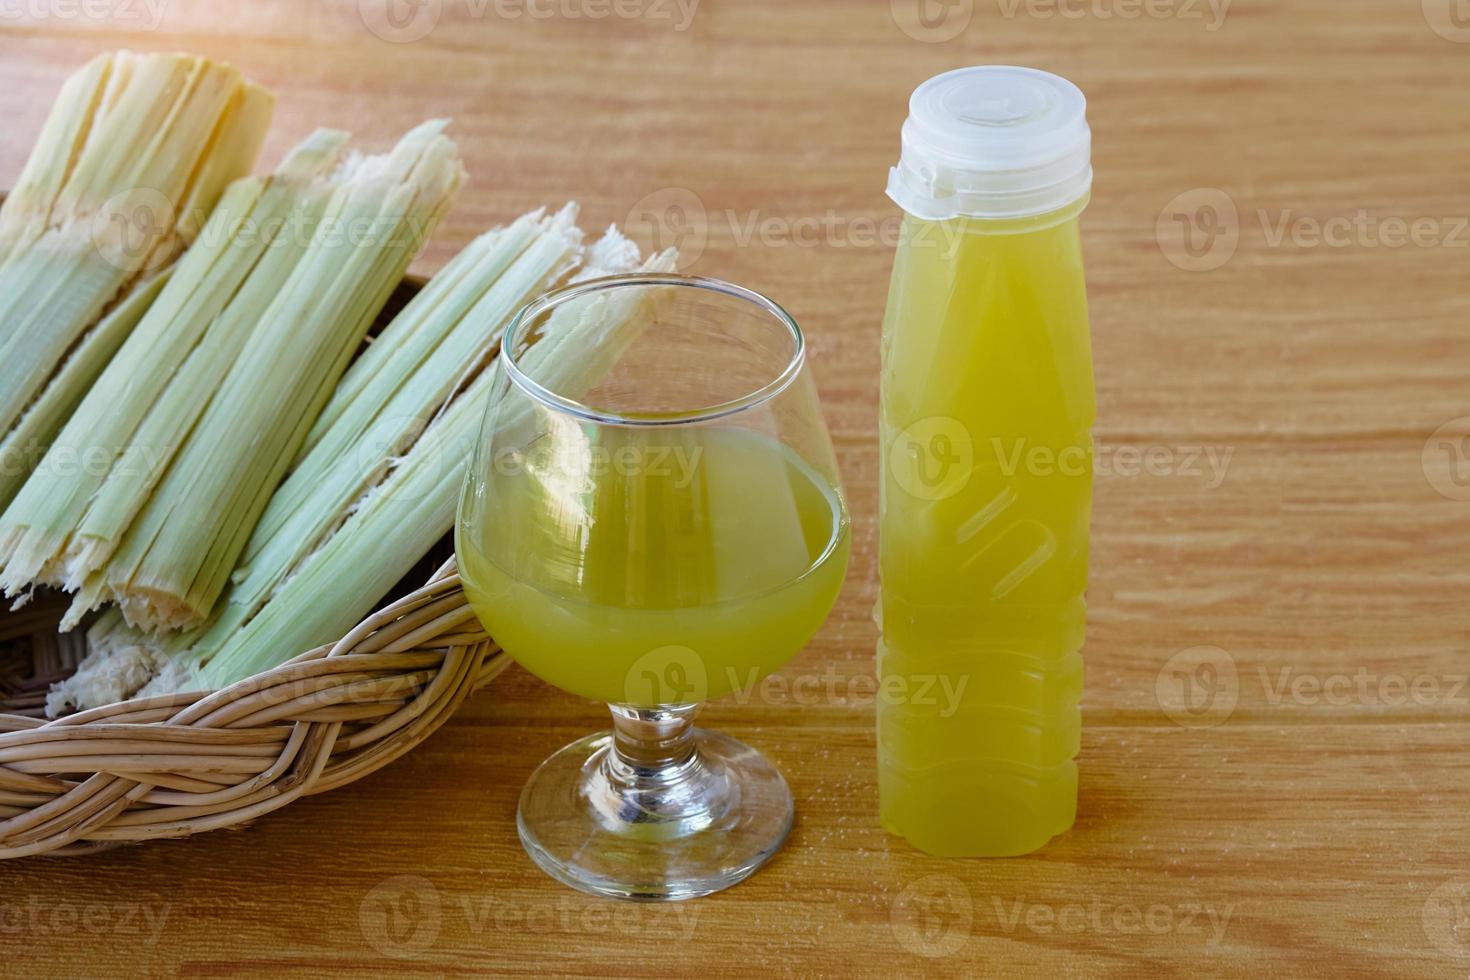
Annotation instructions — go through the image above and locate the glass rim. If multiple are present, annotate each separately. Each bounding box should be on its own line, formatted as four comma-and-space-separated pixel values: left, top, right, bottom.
500, 272, 806, 427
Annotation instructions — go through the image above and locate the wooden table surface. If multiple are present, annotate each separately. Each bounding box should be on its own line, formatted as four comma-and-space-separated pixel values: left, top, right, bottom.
2, 1, 1468, 976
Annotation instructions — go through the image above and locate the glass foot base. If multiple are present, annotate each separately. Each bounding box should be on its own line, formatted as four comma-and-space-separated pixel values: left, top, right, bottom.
517, 725, 793, 901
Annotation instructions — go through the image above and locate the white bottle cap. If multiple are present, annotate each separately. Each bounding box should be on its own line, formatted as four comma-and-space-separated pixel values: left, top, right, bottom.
887, 66, 1092, 222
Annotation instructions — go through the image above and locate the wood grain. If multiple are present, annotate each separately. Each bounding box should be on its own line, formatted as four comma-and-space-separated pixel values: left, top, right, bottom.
1, 0, 1468, 975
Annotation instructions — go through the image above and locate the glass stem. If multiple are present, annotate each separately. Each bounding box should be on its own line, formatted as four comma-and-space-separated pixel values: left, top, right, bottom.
607, 703, 699, 777
593, 704, 726, 836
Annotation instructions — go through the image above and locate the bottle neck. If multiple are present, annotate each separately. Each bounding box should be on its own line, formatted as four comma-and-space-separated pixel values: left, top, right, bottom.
901, 191, 1090, 238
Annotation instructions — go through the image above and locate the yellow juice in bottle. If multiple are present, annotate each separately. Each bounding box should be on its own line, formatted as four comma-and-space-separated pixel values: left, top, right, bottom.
458, 426, 851, 706
878, 67, 1095, 856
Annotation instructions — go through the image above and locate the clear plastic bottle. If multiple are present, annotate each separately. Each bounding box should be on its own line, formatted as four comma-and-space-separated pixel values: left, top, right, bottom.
877, 67, 1095, 857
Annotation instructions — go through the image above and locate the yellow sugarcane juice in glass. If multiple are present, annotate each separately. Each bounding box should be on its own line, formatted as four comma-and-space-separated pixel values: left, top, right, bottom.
459, 426, 851, 706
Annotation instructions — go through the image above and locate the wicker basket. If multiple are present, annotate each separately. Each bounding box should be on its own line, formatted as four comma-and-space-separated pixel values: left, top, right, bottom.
0, 276, 508, 859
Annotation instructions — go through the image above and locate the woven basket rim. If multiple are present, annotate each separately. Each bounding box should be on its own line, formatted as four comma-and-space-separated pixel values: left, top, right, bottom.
0, 556, 504, 859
